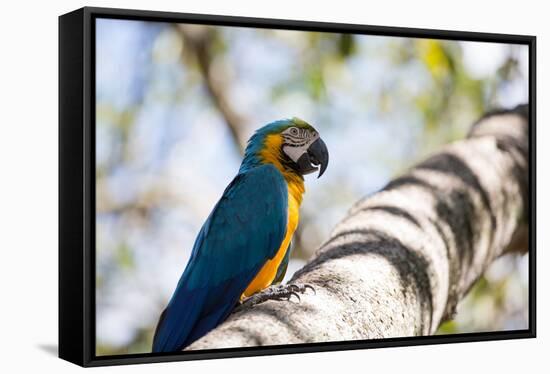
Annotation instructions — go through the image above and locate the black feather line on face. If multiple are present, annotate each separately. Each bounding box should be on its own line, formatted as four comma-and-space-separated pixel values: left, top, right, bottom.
282, 133, 311, 147
284, 142, 307, 148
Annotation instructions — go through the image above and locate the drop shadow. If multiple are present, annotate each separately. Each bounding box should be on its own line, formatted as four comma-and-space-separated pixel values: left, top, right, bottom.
37, 344, 58, 357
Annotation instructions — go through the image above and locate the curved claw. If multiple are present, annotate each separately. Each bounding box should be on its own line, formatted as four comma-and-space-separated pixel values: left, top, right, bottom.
287, 284, 300, 292
304, 284, 316, 295
288, 291, 301, 302
287, 283, 316, 295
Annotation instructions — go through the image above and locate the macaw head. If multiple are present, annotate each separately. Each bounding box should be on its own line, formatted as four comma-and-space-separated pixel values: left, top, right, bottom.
241, 117, 329, 178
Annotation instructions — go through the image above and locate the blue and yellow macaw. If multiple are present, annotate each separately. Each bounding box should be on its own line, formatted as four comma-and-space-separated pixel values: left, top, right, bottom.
152, 118, 329, 352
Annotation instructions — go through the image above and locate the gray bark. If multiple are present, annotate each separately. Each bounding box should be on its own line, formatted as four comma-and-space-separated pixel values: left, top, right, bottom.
188, 106, 529, 349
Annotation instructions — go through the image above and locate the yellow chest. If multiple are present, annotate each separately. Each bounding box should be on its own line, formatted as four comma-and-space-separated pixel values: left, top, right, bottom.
242, 180, 303, 298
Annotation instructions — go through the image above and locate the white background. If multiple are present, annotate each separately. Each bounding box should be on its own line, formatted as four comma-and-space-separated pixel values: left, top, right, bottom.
0, 0, 545, 373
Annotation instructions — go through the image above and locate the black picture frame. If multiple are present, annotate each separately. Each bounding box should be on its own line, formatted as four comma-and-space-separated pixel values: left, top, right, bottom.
59, 6, 536, 367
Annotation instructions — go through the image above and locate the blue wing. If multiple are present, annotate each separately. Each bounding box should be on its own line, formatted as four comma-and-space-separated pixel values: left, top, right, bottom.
152, 164, 288, 352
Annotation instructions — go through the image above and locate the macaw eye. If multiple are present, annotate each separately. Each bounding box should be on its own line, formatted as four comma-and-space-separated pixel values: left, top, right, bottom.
290, 127, 298, 135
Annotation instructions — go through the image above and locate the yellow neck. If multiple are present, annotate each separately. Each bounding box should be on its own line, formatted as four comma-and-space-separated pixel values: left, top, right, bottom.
241, 134, 305, 298
259, 134, 305, 205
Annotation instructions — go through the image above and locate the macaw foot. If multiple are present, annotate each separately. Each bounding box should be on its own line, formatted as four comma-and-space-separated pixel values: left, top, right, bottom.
236, 283, 315, 312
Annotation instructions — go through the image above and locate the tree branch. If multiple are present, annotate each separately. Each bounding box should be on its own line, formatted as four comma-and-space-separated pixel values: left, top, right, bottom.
187, 105, 529, 349
177, 25, 249, 154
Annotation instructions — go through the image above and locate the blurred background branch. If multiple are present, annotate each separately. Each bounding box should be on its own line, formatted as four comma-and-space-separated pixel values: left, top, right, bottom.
177, 24, 249, 153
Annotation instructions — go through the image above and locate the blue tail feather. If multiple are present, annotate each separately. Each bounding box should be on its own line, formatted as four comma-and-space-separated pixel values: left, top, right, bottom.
152, 286, 208, 352
152, 268, 260, 352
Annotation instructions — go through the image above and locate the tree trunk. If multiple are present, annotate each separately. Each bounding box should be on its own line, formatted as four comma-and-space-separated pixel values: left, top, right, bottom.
187, 105, 529, 349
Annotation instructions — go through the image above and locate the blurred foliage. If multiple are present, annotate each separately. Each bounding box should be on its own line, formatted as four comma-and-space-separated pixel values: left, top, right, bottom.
437, 254, 529, 334
95, 19, 529, 355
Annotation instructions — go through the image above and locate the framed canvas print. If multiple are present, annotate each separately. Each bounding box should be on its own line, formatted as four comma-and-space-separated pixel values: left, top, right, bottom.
59, 6, 536, 367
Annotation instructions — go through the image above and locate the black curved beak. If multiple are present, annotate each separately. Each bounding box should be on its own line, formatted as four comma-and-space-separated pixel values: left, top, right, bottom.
295, 138, 329, 178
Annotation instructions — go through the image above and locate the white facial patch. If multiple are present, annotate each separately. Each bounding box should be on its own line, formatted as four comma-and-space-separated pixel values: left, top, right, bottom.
281, 127, 319, 162
283, 143, 310, 162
